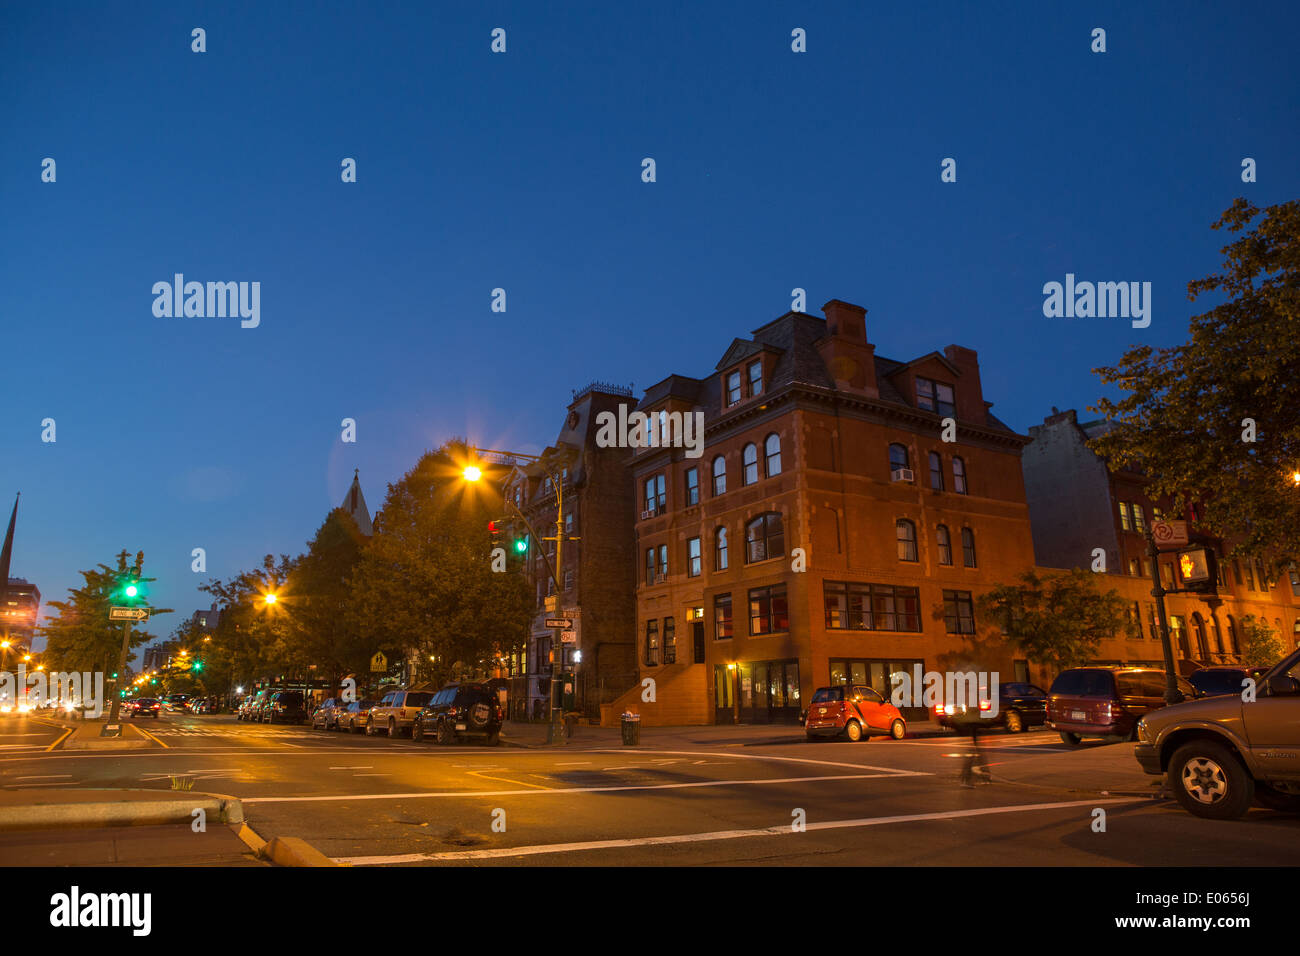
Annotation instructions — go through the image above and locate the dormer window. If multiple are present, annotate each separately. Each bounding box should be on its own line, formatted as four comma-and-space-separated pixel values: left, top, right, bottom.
916, 378, 955, 417
726, 371, 742, 406
748, 360, 764, 397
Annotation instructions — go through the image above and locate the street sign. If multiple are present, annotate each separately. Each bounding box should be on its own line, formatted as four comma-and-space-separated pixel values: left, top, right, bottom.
1151, 520, 1189, 548
370, 651, 388, 672
545, 618, 572, 629
109, 606, 150, 622
561, 630, 576, 644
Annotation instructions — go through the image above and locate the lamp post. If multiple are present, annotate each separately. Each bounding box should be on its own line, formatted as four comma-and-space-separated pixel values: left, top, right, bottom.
463, 446, 578, 746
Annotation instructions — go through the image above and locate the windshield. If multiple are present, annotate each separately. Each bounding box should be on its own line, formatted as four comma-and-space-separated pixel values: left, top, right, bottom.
811, 687, 844, 703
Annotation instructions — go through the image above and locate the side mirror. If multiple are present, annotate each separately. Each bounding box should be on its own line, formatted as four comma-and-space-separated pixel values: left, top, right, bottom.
1267, 675, 1300, 697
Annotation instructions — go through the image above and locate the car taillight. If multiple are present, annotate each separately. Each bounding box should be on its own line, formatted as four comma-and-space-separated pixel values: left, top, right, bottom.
1099, 701, 1112, 720
447, 706, 458, 717
943, 704, 957, 716
979, 699, 992, 711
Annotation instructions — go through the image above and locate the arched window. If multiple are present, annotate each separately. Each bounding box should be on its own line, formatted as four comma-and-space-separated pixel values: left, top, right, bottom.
742, 443, 759, 485
1226, 615, 1239, 655
1192, 613, 1209, 660
896, 519, 918, 562
764, 433, 782, 477
715, 526, 729, 571
1210, 617, 1224, 655
928, 452, 944, 491
745, 512, 785, 563
712, 455, 727, 496
889, 443, 910, 473
936, 525, 953, 565
952, 457, 968, 494
961, 527, 977, 568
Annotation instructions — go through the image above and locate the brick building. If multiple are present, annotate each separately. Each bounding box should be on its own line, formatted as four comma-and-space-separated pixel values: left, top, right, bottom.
502, 383, 639, 719
1022, 408, 1300, 673
604, 299, 1039, 726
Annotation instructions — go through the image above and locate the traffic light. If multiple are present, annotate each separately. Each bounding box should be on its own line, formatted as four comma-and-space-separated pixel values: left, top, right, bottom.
489, 520, 501, 543
514, 534, 529, 554
192, 660, 204, 672
115, 575, 146, 604
1178, 547, 1217, 594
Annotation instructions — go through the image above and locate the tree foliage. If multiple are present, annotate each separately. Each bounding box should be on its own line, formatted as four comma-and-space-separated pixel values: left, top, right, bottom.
1237, 614, 1286, 669
1092, 198, 1300, 568
973, 568, 1134, 672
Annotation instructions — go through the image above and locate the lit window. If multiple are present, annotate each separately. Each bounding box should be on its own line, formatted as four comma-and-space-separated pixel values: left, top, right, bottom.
896, 519, 918, 562
745, 513, 785, 563
686, 537, 701, 577
937, 525, 952, 565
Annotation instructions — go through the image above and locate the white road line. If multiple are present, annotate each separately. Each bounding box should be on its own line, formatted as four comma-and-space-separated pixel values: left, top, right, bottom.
335, 797, 1141, 865
13, 774, 73, 780
244, 771, 914, 805
329, 767, 373, 770
589, 748, 928, 775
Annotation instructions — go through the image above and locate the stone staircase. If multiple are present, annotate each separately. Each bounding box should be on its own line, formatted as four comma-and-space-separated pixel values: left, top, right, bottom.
599, 660, 711, 727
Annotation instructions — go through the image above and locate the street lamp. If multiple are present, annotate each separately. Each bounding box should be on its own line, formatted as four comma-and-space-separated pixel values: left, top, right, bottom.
462, 465, 483, 483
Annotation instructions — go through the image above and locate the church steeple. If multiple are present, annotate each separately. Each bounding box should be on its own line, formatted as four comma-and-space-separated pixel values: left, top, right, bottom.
340, 469, 373, 536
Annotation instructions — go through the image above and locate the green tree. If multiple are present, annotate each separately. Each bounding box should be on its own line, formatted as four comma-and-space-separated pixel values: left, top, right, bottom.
1237, 614, 1286, 669
1092, 198, 1300, 569
199, 553, 296, 690
40, 550, 171, 675
349, 443, 532, 685
972, 568, 1135, 672
284, 508, 367, 687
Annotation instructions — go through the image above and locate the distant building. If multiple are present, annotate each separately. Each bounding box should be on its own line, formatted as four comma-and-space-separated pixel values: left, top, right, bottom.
191, 601, 221, 633
1, 577, 40, 649
142, 640, 180, 673
340, 469, 374, 536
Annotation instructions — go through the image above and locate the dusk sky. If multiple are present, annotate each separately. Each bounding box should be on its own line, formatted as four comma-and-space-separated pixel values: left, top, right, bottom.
3, 1, 1298, 646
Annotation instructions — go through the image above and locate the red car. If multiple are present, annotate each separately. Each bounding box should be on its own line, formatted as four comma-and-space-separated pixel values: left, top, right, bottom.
804, 684, 907, 741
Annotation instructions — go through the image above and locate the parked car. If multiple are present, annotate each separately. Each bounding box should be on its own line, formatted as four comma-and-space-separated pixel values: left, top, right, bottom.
311, 697, 347, 730
1188, 667, 1254, 698
163, 693, 189, 712
129, 697, 161, 718
804, 684, 906, 742
1136, 648, 1300, 819
247, 693, 276, 723
337, 699, 377, 733
366, 689, 435, 737
412, 683, 503, 745
1048, 667, 1198, 746
263, 690, 308, 724
236, 696, 260, 721
936, 681, 1048, 733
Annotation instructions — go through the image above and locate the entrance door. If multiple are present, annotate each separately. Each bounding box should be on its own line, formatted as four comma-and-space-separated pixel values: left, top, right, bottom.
714, 665, 735, 724
693, 622, 705, 664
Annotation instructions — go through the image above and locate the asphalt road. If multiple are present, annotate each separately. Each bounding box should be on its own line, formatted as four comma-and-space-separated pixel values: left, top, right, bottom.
2, 711, 1298, 866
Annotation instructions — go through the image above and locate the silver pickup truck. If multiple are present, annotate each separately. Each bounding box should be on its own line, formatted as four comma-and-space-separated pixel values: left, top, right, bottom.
1135, 648, 1300, 819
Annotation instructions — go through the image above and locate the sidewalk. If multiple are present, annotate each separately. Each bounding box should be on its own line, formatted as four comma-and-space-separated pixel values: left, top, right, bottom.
0, 788, 244, 831
0, 822, 266, 866
500, 719, 954, 749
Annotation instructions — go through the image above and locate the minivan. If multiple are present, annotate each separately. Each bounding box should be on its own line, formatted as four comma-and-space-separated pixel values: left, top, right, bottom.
1048, 667, 1197, 745
366, 689, 435, 737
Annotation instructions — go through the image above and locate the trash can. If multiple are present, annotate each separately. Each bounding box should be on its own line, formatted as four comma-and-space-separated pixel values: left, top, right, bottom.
620, 711, 641, 746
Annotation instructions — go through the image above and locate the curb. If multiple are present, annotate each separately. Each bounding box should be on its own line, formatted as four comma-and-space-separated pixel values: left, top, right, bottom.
260, 836, 340, 867
0, 790, 244, 832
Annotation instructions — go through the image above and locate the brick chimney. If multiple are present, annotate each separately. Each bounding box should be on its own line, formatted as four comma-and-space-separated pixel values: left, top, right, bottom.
818, 299, 878, 397
942, 345, 985, 423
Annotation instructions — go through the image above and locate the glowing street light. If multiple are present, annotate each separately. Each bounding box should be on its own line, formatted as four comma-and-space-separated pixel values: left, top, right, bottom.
263, 592, 278, 606
462, 465, 483, 482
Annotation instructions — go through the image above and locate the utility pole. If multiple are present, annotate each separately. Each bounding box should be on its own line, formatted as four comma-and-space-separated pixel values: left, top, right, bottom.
1145, 530, 1184, 705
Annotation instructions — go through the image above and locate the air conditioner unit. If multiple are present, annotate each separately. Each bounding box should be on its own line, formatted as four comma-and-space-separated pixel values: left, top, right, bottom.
891, 468, 915, 483
639, 510, 652, 520
655, 573, 667, 584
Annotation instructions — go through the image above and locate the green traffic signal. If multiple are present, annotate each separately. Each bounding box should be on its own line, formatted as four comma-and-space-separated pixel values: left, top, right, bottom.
514, 538, 527, 553
124, 584, 138, 598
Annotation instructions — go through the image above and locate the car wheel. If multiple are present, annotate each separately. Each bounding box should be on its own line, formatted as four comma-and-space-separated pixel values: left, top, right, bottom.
1059, 732, 1082, 747
366, 717, 376, 736
844, 720, 863, 742
486, 729, 500, 747
889, 719, 906, 740
1168, 741, 1254, 820
1254, 784, 1300, 813
436, 720, 454, 745
1004, 710, 1024, 734
388, 718, 401, 738
412, 719, 424, 742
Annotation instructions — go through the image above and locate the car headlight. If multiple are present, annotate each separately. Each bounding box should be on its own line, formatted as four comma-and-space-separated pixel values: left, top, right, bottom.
1136, 718, 1150, 743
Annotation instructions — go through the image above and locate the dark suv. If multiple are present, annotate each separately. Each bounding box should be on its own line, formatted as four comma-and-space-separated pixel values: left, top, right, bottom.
263, 690, 307, 724
1048, 667, 1197, 745
412, 683, 503, 745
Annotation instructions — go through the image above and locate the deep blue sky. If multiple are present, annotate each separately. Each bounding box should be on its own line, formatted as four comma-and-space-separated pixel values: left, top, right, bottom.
3, 1, 1297, 646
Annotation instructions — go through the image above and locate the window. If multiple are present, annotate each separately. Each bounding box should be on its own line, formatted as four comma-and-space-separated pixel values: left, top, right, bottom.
726, 370, 742, 406
745, 512, 785, 563
943, 590, 975, 634
644, 620, 660, 666
764, 433, 782, 477
684, 467, 699, 506
748, 360, 763, 397
1226, 616, 1238, 654
936, 525, 953, 565
714, 594, 733, 639
742, 443, 759, 485
928, 452, 944, 490
824, 582, 921, 632
952, 456, 967, 494
715, 526, 729, 570
564, 569, 573, 591
1291, 567, 1300, 597
749, 584, 789, 635
1256, 560, 1269, 592
686, 537, 701, 577
1211, 617, 1224, 654
889, 443, 910, 473
657, 544, 668, 581
663, 617, 676, 664
1244, 561, 1256, 591
1130, 602, 1143, 639
896, 519, 918, 562
1128, 557, 1140, 577
643, 474, 665, 513
712, 455, 727, 496
1119, 501, 1132, 531
916, 377, 956, 417
644, 547, 657, 586
961, 527, 977, 568
1132, 504, 1146, 533
565, 512, 574, 534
